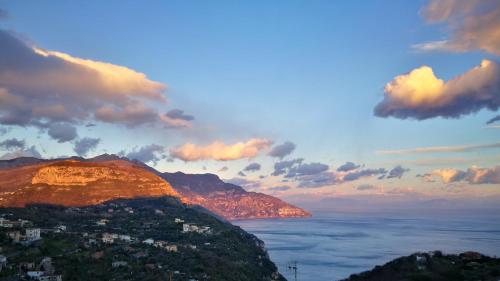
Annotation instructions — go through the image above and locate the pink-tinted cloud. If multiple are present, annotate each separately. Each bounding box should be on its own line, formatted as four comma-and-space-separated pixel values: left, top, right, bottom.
170, 139, 273, 161
422, 166, 500, 184
416, 0, 500, 55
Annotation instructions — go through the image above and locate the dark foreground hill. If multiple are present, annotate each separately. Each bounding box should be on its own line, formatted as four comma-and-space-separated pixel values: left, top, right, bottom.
0, 197, 285, 281
342, 251, 500, 281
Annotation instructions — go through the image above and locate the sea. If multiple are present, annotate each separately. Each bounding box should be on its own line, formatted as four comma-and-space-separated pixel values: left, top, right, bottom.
234, 211, 500, 281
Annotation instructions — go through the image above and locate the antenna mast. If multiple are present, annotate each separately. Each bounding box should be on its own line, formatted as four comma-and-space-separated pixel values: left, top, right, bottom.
287, 261, 298, 281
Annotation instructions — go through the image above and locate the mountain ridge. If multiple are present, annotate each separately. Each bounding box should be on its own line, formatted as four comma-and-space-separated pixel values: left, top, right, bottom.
0, 154, 310, 220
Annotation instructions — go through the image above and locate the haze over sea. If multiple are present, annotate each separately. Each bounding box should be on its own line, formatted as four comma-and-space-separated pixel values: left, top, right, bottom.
235, 209, 500, 281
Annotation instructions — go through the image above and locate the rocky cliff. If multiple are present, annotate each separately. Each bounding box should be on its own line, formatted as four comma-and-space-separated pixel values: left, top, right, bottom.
0, 155, 310, 220
161, 172, 311, 220
0, 159, 179, 207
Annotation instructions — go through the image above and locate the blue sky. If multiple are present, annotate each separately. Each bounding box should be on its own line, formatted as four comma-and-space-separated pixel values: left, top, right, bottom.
0, 0, 499, 200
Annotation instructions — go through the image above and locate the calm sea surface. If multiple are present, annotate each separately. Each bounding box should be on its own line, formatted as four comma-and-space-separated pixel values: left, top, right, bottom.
234, 211, 500, 281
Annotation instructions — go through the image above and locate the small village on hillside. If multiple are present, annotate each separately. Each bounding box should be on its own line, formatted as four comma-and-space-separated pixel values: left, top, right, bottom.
0, 197, 282, 281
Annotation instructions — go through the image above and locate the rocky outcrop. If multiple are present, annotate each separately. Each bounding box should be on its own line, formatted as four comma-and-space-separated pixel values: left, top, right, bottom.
161, 172, 311, 220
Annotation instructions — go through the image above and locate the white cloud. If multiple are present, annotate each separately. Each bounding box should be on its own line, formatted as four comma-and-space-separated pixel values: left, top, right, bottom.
0, 29, 192, 139
374, 60, 499, 120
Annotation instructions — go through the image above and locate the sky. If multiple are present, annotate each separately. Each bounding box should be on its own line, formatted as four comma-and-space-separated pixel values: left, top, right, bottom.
0, 0, 499, 203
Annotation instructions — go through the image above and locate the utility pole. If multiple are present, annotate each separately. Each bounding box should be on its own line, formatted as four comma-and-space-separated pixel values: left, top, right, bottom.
287, 261, 298, 281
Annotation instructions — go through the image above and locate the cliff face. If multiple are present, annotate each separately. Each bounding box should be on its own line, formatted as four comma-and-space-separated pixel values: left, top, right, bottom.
0, 159, 179, 207
0, 155, 310, 220
161, 172, 311, 220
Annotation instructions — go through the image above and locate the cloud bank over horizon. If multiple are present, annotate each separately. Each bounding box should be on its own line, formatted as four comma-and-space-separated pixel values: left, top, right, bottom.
421, 165, 500, 185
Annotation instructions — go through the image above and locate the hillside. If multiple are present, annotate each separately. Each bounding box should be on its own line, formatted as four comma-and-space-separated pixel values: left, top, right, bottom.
342, 251, 500, 281
161, 172, 311, 220
0, 158, 180, 207
0, 155, 310, 220
0, 197, 285, 281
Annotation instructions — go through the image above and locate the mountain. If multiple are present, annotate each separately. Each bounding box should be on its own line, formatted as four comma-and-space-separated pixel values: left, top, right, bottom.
0, 158, 180, 207
160, 172, 311, 220
0, 155, 310, 220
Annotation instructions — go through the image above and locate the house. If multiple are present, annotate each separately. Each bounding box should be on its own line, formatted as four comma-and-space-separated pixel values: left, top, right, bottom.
0, 218, 13, 228
415, 254, 428, 270
38, 275, 62, 281
154, 209, 164, 215
7, 230, 21, 242
199, 226, 212, 234
154, 240, 168, 248
111, 261, 128, 268
461, 251, 482, 260
25, 228, 41, 241
102, 233, 114, 244
174, 218, 184, 223
0, 255, 6, 271
182, 223, 198, 233
19, 262, 36, 270
182, 224, 211, 234
96, 219, 108, 226
118, 234, 131, 242
165, 245, 178, 252
27, 271, 45, 278
39, 257, 54, 274
143, 238, 154, 245
55, 225, 66, 232
9, 229, 41, 244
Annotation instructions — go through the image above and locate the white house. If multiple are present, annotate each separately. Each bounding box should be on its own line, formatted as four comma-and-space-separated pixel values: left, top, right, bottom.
25, 228, 41, 241
38, 275, 62, 281
96, 219, 108, 226
118, 234, 131, 242
183, 224, 211, 234
143, 238, 154, 245
27, 271, 44, 278
0, 255, 7, 271
0, 218, 13, 228
112, 261, 128, 268
102, 233, 114, 244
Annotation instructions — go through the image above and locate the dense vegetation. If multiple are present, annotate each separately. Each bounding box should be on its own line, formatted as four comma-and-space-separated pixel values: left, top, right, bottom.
343, 251, 500, 281
0, 197, 285, 281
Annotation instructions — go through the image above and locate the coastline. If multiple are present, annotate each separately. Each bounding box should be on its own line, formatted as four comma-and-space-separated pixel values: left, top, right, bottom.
235, 211, 500, 281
